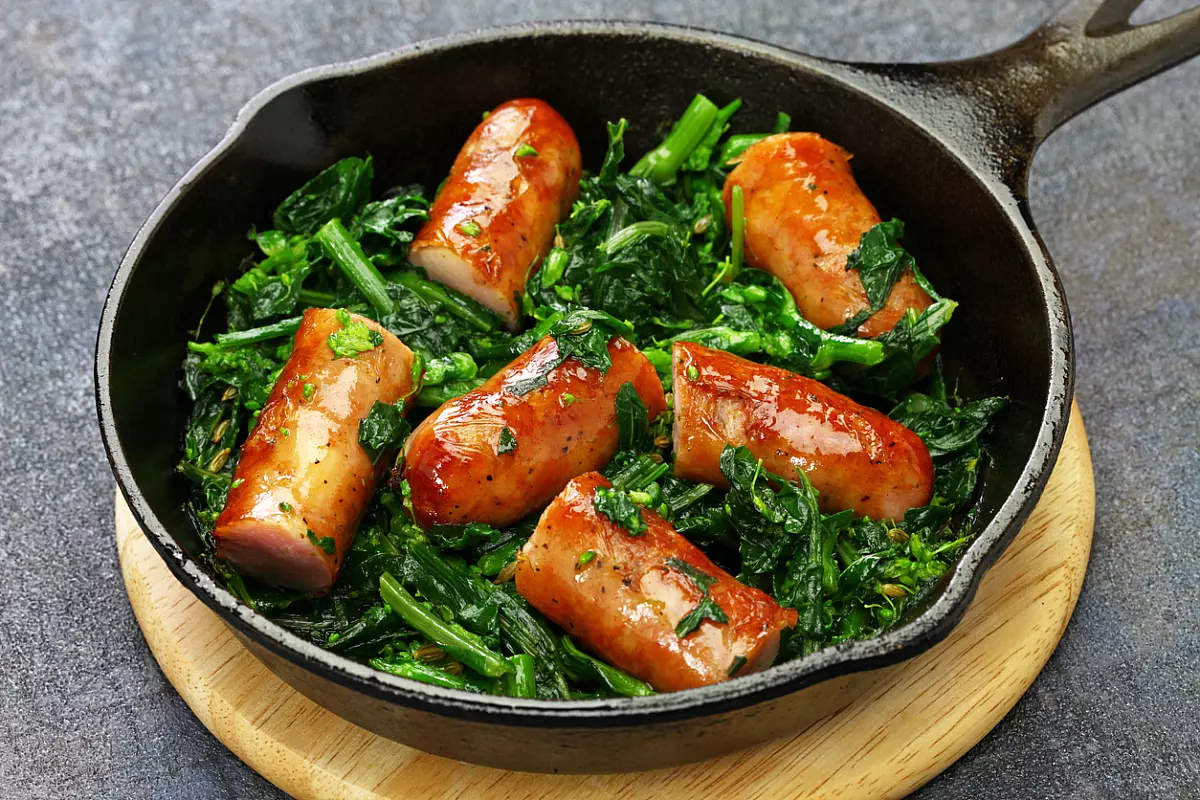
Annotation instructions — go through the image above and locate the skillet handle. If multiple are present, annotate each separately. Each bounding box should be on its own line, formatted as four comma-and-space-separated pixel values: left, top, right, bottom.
997, 0, 1200, 136
846, 0, 1200, 192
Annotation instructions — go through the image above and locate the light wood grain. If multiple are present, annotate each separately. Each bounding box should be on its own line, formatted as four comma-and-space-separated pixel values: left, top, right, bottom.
116, 402, 1093, 800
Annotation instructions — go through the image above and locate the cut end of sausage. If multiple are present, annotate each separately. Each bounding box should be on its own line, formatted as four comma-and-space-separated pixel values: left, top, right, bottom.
215, 518, 334, 594
211, 307, 415, 596
408, 243, 520, 330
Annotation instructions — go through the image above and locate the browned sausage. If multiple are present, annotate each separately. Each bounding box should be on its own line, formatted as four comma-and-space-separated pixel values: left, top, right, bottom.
672, 341, 933, 520
214, 308, 415, 593
516, 472, 798, 692
408, 99, 582, 329
723, 132, 931, 337
401, 335, 666, 528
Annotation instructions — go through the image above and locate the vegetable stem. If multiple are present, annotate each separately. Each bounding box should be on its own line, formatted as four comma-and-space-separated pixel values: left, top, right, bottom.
666, 482, 713, 513
728, 184, 745, 282
389, 271, 499, 332
609, 455, 669, 492
795, 317, 885, 371
503, 654, 538, 698
298, 288, 336, 306
629, 94, 720, 184
211, 316, 302, 347
601, 221, 672, 255
176, 461, 231, 487
379, 573, 512, 678
671, 326, 762, 356
561, 636, 655, 697
315, 218, 395, 314
369, 659, 474, 691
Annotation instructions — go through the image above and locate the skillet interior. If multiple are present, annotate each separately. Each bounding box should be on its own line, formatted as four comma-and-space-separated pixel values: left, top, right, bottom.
98, 23, 1070, 770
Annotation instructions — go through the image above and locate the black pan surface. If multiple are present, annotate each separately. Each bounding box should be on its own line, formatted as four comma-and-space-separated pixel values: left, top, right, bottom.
95, 0, 1199, 771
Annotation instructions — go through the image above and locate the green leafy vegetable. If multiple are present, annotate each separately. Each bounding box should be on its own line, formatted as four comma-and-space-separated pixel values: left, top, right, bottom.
177, 97, 1007, 696
229, 234, 311, 322
358, 400, 412, 463
840, 219, 915, 325
891, 389, 1007, 460
560, 636, 655, 697
379, 573, 512, 678
594, 487, 647, 535
615, 382, 653, 453
306, 529, 336, 554
274, 156, 373, 235
664, 557, 729, 637
499, 309, 633, 396
388, 270, 501, 333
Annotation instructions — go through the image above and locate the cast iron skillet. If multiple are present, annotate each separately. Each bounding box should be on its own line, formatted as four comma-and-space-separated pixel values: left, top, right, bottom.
96, 0, 1200, 773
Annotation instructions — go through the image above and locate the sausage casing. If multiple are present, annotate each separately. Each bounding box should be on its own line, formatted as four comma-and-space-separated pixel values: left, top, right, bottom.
724, 132, 931, 337
214, 309, 415, 593
408, 98, 582, 328
672, 341, 933, 520
515, 472, 798, 692
402, 335, 666, 528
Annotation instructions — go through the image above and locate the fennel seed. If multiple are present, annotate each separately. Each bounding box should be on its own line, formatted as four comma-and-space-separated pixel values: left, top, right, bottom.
887, 528, 910, 544
414, 643, 446, 663
220, 386, 238, 402
880, 583, 909, 598
211, 418, 231, 443
493, 560, 519, 584
206, 448, 232, 473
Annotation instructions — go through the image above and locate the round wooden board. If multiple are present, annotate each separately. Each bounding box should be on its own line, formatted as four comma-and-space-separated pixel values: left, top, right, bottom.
117, 402, 1093, 800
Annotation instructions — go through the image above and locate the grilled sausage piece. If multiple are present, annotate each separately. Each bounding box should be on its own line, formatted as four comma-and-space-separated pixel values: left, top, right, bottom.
408, 98, 583, 329
402, 335, 666, 528
672, 341, 933, 520
723, 132, 931, 337
516, 472, 798, 692
214, 308, 415, 593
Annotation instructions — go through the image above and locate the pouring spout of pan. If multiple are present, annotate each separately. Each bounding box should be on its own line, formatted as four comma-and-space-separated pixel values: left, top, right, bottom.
837, 0, 1200, 195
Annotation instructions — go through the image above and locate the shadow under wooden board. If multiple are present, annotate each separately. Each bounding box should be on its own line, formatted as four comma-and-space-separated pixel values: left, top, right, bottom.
116, 402, 1093, 800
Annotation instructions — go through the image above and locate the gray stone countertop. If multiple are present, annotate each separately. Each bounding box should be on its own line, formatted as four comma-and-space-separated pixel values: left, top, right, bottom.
0, 0, 1196, 797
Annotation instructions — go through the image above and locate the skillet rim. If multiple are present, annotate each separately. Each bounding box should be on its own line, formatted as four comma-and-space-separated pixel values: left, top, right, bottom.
95, 19, 1074, 727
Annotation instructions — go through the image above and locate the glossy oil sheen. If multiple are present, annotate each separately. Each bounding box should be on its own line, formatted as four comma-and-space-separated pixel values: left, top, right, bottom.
97, 4, 1199, 769
671, 341, 933, 520
517, 472, 798, 692
215, 309, 414, 593
724, 132, 932, 336
409, 98, 582, 326
402, 334, 664, 527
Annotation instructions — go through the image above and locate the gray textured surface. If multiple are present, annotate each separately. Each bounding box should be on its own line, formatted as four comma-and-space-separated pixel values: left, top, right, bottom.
0, 0, 1197, 797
